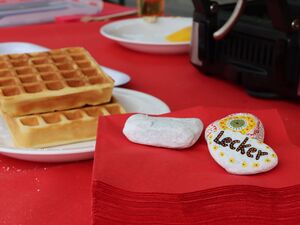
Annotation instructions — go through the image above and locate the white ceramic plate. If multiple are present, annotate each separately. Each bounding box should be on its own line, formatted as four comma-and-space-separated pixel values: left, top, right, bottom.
0, 88, 170, 163
0, 42, 130, 86
0, 42, 49, 53
100, 17, 192, 54
101, 66, 130, 86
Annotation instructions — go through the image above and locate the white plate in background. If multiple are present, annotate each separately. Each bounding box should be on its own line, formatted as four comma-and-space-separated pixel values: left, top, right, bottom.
0, 42, 130, 86
0, 42, 49, 54
100, 17, 192, 54
0, 88, 170, 163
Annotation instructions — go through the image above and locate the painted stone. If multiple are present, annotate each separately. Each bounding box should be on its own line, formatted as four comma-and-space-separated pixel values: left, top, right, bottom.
123, 114, 203, 149
205, 113, 264, 142
206, 129, 278, 175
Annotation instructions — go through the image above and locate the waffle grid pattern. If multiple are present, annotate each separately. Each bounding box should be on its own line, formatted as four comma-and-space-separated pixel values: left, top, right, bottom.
0, 47, 124, 148
16, 103, 125, 127
0, 47, 111, 97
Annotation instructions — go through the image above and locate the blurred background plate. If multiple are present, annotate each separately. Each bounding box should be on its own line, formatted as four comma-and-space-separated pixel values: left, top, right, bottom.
0, 42, 49, 54
100, 17, 192, 54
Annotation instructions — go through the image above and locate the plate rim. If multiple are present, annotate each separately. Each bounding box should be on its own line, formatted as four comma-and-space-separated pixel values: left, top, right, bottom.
101, 66, 131, 86
114, 87, 170, 114
0, 87, 170, 157
100, 17, 192, 46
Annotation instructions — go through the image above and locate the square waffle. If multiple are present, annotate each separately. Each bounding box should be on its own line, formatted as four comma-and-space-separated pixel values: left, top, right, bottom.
3, 101, 126, 148
0, 47, 114, 116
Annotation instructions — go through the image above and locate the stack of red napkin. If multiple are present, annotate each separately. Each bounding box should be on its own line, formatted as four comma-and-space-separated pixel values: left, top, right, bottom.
92, 106, 300, 225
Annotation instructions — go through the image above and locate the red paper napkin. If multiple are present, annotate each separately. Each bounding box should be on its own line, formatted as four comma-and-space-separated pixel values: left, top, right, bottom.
93, 182, 300, 225
92, 106, 300, 225
93, 106, 299, 193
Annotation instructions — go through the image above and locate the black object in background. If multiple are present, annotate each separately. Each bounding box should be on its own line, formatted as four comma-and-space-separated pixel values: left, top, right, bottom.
191, 0, 300, 100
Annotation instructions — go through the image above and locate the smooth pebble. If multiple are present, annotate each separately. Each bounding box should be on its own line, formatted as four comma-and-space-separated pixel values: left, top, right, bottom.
123, 114, 203, 149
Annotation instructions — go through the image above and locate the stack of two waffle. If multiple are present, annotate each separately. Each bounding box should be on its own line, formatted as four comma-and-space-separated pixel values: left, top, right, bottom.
0, 47, 126, 148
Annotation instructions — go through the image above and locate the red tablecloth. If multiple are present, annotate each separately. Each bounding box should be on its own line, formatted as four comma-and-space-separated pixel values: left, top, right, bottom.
0, 6, 299, 225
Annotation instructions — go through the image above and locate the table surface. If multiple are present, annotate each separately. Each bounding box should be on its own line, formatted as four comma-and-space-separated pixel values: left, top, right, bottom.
0, 10, 299, 225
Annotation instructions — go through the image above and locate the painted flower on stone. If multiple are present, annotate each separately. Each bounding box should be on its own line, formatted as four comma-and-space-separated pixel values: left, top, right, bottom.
219, 115, 256, 135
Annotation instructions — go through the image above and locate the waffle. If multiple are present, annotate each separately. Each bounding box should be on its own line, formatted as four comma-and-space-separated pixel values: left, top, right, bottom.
3, 101, 126, 148
0, 47, 114, 116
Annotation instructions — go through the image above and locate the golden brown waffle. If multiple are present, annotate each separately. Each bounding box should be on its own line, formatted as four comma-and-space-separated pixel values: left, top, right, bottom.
0, 47, 114, 116
3, 101, 126, 148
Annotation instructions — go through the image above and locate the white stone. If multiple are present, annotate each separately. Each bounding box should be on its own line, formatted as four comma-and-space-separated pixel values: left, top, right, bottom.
123, 114, 203, 149
206, 129, 278, 175
205, 113, 265, 142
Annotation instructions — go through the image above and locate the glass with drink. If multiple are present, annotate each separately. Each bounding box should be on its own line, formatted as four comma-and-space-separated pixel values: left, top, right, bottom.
137, 0, 165, 22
